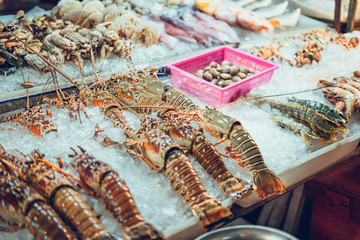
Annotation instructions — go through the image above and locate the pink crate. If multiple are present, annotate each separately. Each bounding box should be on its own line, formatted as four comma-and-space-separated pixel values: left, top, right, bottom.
166, 46, 278, 106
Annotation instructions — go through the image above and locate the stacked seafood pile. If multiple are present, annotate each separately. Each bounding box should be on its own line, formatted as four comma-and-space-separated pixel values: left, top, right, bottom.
51, 0, 159, 46
193, 60, 256, 88
251, 29, 359, 67
0, 9, 147, 74
0, 0, 243, 76
319, 71, 360, 120
0, 0, 309, 77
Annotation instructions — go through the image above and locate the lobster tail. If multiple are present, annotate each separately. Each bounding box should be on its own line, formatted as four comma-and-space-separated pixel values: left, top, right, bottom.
124, 221, 166, 240
192, 199, 233, 229
219, 177, 252, 200
228, 124, 285, 199
100, 173, 165, 240
190, 133, 252, 200
27, 201, 76, 240
165, 149, 232, 229
53, 187, 116, 240
70, 147, 165, 240
253, 169, 285, 199
0, 173, 76, 240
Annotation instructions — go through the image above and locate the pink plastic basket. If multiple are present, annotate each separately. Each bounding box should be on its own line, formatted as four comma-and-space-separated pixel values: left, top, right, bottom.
167, 46, 278, 106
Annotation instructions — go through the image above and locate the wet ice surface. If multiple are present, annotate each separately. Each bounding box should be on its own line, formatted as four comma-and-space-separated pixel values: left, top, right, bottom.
0, 106, 224, 240
0, 106, 245, 240
1, 31, 360, 239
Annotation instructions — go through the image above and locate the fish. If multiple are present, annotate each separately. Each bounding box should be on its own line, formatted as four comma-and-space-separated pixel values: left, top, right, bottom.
194, 10, 240, 43
195, 0, 246, 25
254, 1, 289, 19
181, 8, 225, 44
244, 0, 272, 11
160, 15, 210, 46
196, 0, 278, 31
213, 3, 238, 25
273, 8, 301, 27
163, 21, 198, 44
195, 0, 222, 15
236, 9, 274, 31
148, 17, 179, 49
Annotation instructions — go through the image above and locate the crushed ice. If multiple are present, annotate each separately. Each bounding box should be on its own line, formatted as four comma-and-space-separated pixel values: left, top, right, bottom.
1, 26, 360, 239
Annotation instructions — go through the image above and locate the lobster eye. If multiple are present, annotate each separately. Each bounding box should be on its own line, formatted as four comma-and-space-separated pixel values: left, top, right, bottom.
164, 85, 172, 92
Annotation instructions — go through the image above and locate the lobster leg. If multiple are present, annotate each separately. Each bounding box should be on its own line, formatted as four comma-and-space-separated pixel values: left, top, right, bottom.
0, 223, 22, 233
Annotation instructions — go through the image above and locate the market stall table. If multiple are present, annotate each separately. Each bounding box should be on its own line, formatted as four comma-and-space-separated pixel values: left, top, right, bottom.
0, 4, 360, 240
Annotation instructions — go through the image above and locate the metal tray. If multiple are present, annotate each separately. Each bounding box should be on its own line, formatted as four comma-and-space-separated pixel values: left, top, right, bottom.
195, 225, 298, 240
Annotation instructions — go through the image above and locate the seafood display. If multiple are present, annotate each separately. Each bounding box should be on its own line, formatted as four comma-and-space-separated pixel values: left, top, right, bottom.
0, 0, 248, 75
86, 79, 234, 228
129, 76, 285, 199
319, 72, 360, 120
0, 13, 134, 72
98, 79, 252, 199
0, 154, 76, 240
195, 107, 285, 198
1, 106, 57, 137
1, 0, 360, 239
51, 0, 158, 46
193, 60, 256, 88
0, 147, 118, 240
195, 0, 301, 30
251, 30, 359, 67
0, 0, 307, 77
122, 125, 233, 229
252, 96, 348, 144
70, 146, 166, 240
154, 117, 252, 199
157, 8, 240, 47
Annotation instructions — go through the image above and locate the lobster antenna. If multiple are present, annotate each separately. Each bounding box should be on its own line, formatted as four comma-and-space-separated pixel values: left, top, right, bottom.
0, 158, 27, 181
77, 145, 86, 154
125, 16, 138, 78
17, 67, 35, 110
36, 75, 53, 106
75, 52, 86, 86
216, 83, 339, 109
70, 147, 78, 156
49, 66, 67, 101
